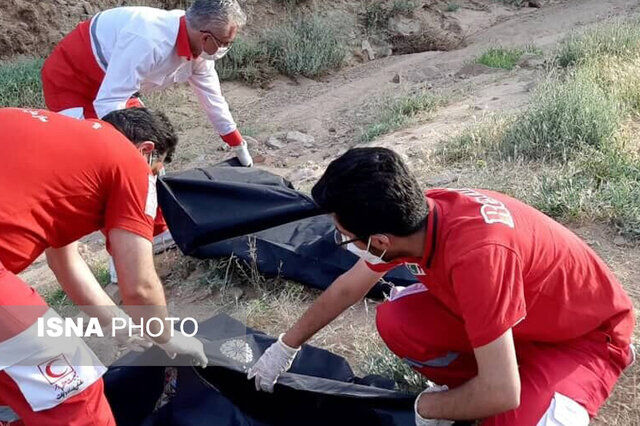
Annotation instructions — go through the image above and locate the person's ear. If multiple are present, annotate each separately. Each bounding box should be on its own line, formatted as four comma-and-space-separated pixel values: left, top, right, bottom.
137, 141, 155, 155
370, 234, 391, 251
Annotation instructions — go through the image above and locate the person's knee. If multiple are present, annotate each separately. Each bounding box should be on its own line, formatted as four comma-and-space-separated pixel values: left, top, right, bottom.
482, 392, 589, 426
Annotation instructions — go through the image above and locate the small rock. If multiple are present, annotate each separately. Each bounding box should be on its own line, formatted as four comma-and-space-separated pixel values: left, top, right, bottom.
426, 174, 459, 186
614, 236, 626, 246
286, 131, 315, 145
361, 40, 375, 61
391, 73, 401, 84
527, 0, 543, 8
473, 105, 485, 111
266, 136, 285, 149
328, 127, 337, 133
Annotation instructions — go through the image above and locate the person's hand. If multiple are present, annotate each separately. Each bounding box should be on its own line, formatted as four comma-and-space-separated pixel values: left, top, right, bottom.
247, 334, 300, 392
103, 309, 153, 352
415, 385, 454, 426
158, 333, 208, 367
235, 140, 253, 167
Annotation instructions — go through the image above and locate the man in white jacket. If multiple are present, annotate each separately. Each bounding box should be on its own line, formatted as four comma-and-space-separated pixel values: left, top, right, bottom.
41, 0, 253, 166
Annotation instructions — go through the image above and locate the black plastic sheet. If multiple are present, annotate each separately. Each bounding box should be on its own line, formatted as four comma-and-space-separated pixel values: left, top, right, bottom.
157, 163, 417, 299
104, 314, 415, 426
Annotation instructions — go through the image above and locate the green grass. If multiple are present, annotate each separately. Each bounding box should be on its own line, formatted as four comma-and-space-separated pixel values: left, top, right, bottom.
42, 287, 73, 311
445, 2, 460, 12
440, 20, 640, 241
0, 58, 44, 108
219, 13, 348, 83
263, 14, 347, 78
555, 19, 640, 68
360, 345, 431, 393
499, 70, 621, 162
531, 148, 640, 239
360, 90, 444, 142
475, 45, 541, 70
217, 37, 272, 84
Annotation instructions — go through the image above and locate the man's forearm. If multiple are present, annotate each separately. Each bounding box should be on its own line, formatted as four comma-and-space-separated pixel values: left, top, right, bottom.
418, 375, 519, 420
282, 276, 368, 348
46, 245, 117, 326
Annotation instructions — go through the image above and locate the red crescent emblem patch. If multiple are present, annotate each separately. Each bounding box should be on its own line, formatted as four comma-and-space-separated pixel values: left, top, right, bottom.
38, 355, 75, 385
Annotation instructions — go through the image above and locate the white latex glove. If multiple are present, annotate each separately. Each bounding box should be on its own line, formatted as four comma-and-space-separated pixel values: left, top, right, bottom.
415, 385, 455, 426
235, 140, 253, 167
158, 333, 208, 367
247, 334, 300, 392
102, 309, 153, 352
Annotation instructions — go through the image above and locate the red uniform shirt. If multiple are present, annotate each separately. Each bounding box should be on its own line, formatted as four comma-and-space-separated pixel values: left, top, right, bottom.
368, 188, 634, 348
0, 108, 156, 273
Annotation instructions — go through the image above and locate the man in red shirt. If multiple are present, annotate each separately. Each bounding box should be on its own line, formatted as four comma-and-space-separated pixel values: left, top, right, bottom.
0, 108, 207, 425
247, 148, 635, 425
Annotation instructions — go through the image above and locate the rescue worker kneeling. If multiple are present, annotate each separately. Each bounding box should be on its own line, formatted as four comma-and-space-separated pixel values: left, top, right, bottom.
0, 108, 207, 425
247, 147, 635, 426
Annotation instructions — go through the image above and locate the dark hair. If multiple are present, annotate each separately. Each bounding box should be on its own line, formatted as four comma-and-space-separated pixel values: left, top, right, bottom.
102, 108, 178, 163
312, 148, 428, 239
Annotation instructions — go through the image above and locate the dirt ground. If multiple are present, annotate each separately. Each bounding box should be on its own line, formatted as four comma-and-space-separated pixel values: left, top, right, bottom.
10, 0, 640, 423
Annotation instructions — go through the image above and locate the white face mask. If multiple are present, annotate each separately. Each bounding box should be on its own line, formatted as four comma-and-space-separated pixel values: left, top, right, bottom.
200, 46, 230, 61
346, 237, 387, 265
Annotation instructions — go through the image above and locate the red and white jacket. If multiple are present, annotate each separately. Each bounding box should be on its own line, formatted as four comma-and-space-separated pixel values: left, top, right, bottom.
43, 6, 243, 146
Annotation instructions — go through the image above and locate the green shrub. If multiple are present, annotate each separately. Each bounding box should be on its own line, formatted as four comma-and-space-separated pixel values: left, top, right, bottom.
263, 15, 347, 78
0, 58, 44, 108
218, 13, 349, 83
531, 149, 640, 239
555, 19, 640, 67
440, 22, 640, 240
217, 37, 272, 84
362, 0, 417, 31
499, 70, 621, 162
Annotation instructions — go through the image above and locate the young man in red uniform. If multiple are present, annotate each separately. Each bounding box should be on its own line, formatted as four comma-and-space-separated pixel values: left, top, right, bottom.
247, 148, 635, 425
0, 108, 207, 425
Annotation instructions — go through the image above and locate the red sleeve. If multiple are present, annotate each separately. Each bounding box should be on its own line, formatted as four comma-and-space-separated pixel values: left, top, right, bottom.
104, 157, 155, 246
221, 129, 243, 147
450, 245, 526, 348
